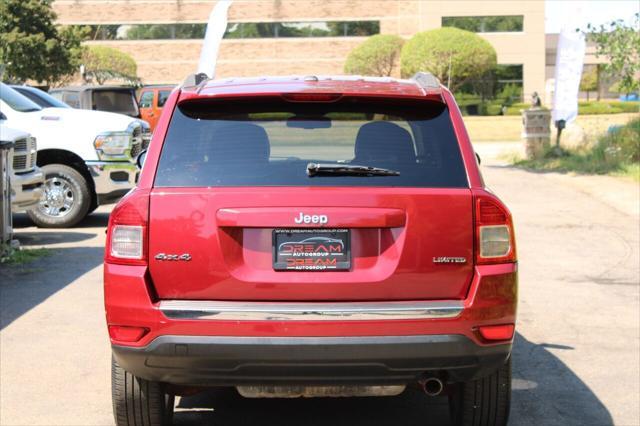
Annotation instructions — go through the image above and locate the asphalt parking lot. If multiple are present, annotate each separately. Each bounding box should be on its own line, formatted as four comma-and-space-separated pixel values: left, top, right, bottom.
1, 146, 639, 425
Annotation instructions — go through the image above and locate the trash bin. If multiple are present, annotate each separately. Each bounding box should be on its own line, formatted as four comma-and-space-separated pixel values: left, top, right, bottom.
0, 139, 13, 248
521, 109, 551, 159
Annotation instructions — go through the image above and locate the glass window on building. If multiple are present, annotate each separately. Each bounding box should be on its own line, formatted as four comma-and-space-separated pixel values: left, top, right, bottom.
496, 65, 523, 88
495, 64, 524, 102
224, 21, 379, 38
441, 16, 524, 32
79, 23, 207, 40
76, 21, 379, 41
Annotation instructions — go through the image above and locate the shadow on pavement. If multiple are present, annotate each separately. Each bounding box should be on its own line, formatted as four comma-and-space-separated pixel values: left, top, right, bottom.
12, 211, 110, 229
511, 333, 613, 425
172, 333, 613, 426
12, 231, 97, 246
0, 246, 104, 330
174, 386, 449, 426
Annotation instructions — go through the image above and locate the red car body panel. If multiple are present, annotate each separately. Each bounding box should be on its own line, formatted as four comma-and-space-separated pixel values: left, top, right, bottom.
147, 187, 474, 301
104, 262, 517, 348
106, 77, 516, 355
179, 77, 443, 100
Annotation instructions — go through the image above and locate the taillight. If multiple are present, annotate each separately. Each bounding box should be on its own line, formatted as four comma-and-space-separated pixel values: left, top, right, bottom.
281, 93, 342, 102
474, 195, 516, 265
110, 225, 144, 259
105, 189, 150, 266
478, 324, 515, 341
108, 325, 149, 342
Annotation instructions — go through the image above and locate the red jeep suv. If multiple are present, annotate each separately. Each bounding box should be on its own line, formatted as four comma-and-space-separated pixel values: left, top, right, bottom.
104, 73, 517, 426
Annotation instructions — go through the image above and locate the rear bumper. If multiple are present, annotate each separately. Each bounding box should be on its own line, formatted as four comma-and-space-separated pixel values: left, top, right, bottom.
112, 334, 511, 386
105, 263, 517, 386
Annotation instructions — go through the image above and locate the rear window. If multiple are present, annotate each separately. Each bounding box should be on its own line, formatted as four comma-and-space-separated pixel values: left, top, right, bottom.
91, 90, 139, 116
62, 92, 80, 108
155, 98, 468, 188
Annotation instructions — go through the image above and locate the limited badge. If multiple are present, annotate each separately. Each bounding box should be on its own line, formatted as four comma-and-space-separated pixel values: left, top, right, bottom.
433, 257, 467, 264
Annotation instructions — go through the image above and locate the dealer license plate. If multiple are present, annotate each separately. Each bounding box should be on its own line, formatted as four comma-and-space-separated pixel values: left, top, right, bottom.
273, 229, 351, 271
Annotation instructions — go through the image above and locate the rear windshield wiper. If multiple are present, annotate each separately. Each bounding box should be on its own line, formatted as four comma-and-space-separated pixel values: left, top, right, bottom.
307, 163, 400, 177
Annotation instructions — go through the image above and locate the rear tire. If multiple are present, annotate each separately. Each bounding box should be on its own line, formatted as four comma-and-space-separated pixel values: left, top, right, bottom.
27, 164, 91, 228
448, 357, 511, 426
111, 357, 174, 426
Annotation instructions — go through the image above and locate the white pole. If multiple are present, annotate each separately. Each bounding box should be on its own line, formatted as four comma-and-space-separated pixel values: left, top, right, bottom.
197, 0, 233, 79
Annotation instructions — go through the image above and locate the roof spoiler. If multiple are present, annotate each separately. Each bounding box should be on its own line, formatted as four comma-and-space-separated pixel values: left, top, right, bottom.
411, 72, 441, 90
181, 72, 210, 88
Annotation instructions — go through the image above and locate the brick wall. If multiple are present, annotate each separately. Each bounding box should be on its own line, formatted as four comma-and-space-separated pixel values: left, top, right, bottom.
53, 0, 546, 99
87, 37, 365, 82
53, 0, 404, 24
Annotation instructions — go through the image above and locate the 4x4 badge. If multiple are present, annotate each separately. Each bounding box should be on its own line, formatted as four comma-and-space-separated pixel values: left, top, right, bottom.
433, 257, 466, 264
155, 253, 192, 261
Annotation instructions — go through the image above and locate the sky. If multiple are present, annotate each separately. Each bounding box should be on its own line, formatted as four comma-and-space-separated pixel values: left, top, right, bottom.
545, 0, 639, 33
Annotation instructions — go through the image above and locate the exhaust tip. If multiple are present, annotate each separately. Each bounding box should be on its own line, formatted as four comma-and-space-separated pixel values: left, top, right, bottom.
421, 378, 444, 396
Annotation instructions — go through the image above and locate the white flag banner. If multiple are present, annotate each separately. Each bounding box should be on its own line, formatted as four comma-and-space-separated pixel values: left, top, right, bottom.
552, 27, 586, 123
197, 0, 233, 79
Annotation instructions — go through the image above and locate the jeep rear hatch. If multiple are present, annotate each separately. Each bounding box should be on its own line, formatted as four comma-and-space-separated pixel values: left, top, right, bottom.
148, 96, 473, 301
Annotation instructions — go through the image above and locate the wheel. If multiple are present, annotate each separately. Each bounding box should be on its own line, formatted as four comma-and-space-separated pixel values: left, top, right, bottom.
27, 164, 91, 228
112, 356, 174, 426
448, 357, 511, 426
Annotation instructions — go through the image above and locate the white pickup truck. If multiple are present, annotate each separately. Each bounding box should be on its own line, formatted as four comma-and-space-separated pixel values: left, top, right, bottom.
0, 83, 149, 227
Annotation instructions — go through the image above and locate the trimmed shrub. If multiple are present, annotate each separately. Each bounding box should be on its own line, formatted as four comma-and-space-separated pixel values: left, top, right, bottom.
344, 34, 405, 77
82, 45, 138, 85
400, 27, 497, 91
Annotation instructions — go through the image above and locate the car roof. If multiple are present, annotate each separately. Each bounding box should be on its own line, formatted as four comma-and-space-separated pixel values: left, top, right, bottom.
141, 84, 176, 89
180, 75, 444, 101
50, 85, 136, 92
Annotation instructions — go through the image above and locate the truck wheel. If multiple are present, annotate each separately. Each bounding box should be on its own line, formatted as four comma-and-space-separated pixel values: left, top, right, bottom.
112, 357, 174, 426
448, 357, 511, 426
27, 164, 91, 228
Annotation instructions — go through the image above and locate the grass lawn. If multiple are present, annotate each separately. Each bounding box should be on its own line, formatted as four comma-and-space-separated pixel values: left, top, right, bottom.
514, 154, 640, 182
615, 163, 640, 181
512, 117, 639, 181
0, 248, 51, 265
464, 112, 638, 142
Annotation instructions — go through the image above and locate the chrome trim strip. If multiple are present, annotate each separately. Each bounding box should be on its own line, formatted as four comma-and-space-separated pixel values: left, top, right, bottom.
159, 300, 464, 321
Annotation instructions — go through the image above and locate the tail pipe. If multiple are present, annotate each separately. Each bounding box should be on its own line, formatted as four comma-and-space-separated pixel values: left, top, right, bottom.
420, 377, 444, 397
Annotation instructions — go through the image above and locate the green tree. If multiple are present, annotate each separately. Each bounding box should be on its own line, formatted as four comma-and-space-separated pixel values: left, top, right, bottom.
0, 0, 85, 85
586, 13, 640, 95
580, 65, 599, 101
82, 46, 138, 85
442, 16, 523, 32
344, 34, 405, 77
224, 23, 274, 39
328, 21, 380, 37
400, 27, 497, 91
126, 24, 205, 40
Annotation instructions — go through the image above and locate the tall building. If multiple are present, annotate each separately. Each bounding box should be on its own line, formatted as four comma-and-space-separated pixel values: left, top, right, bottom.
53, 0, 546, 100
